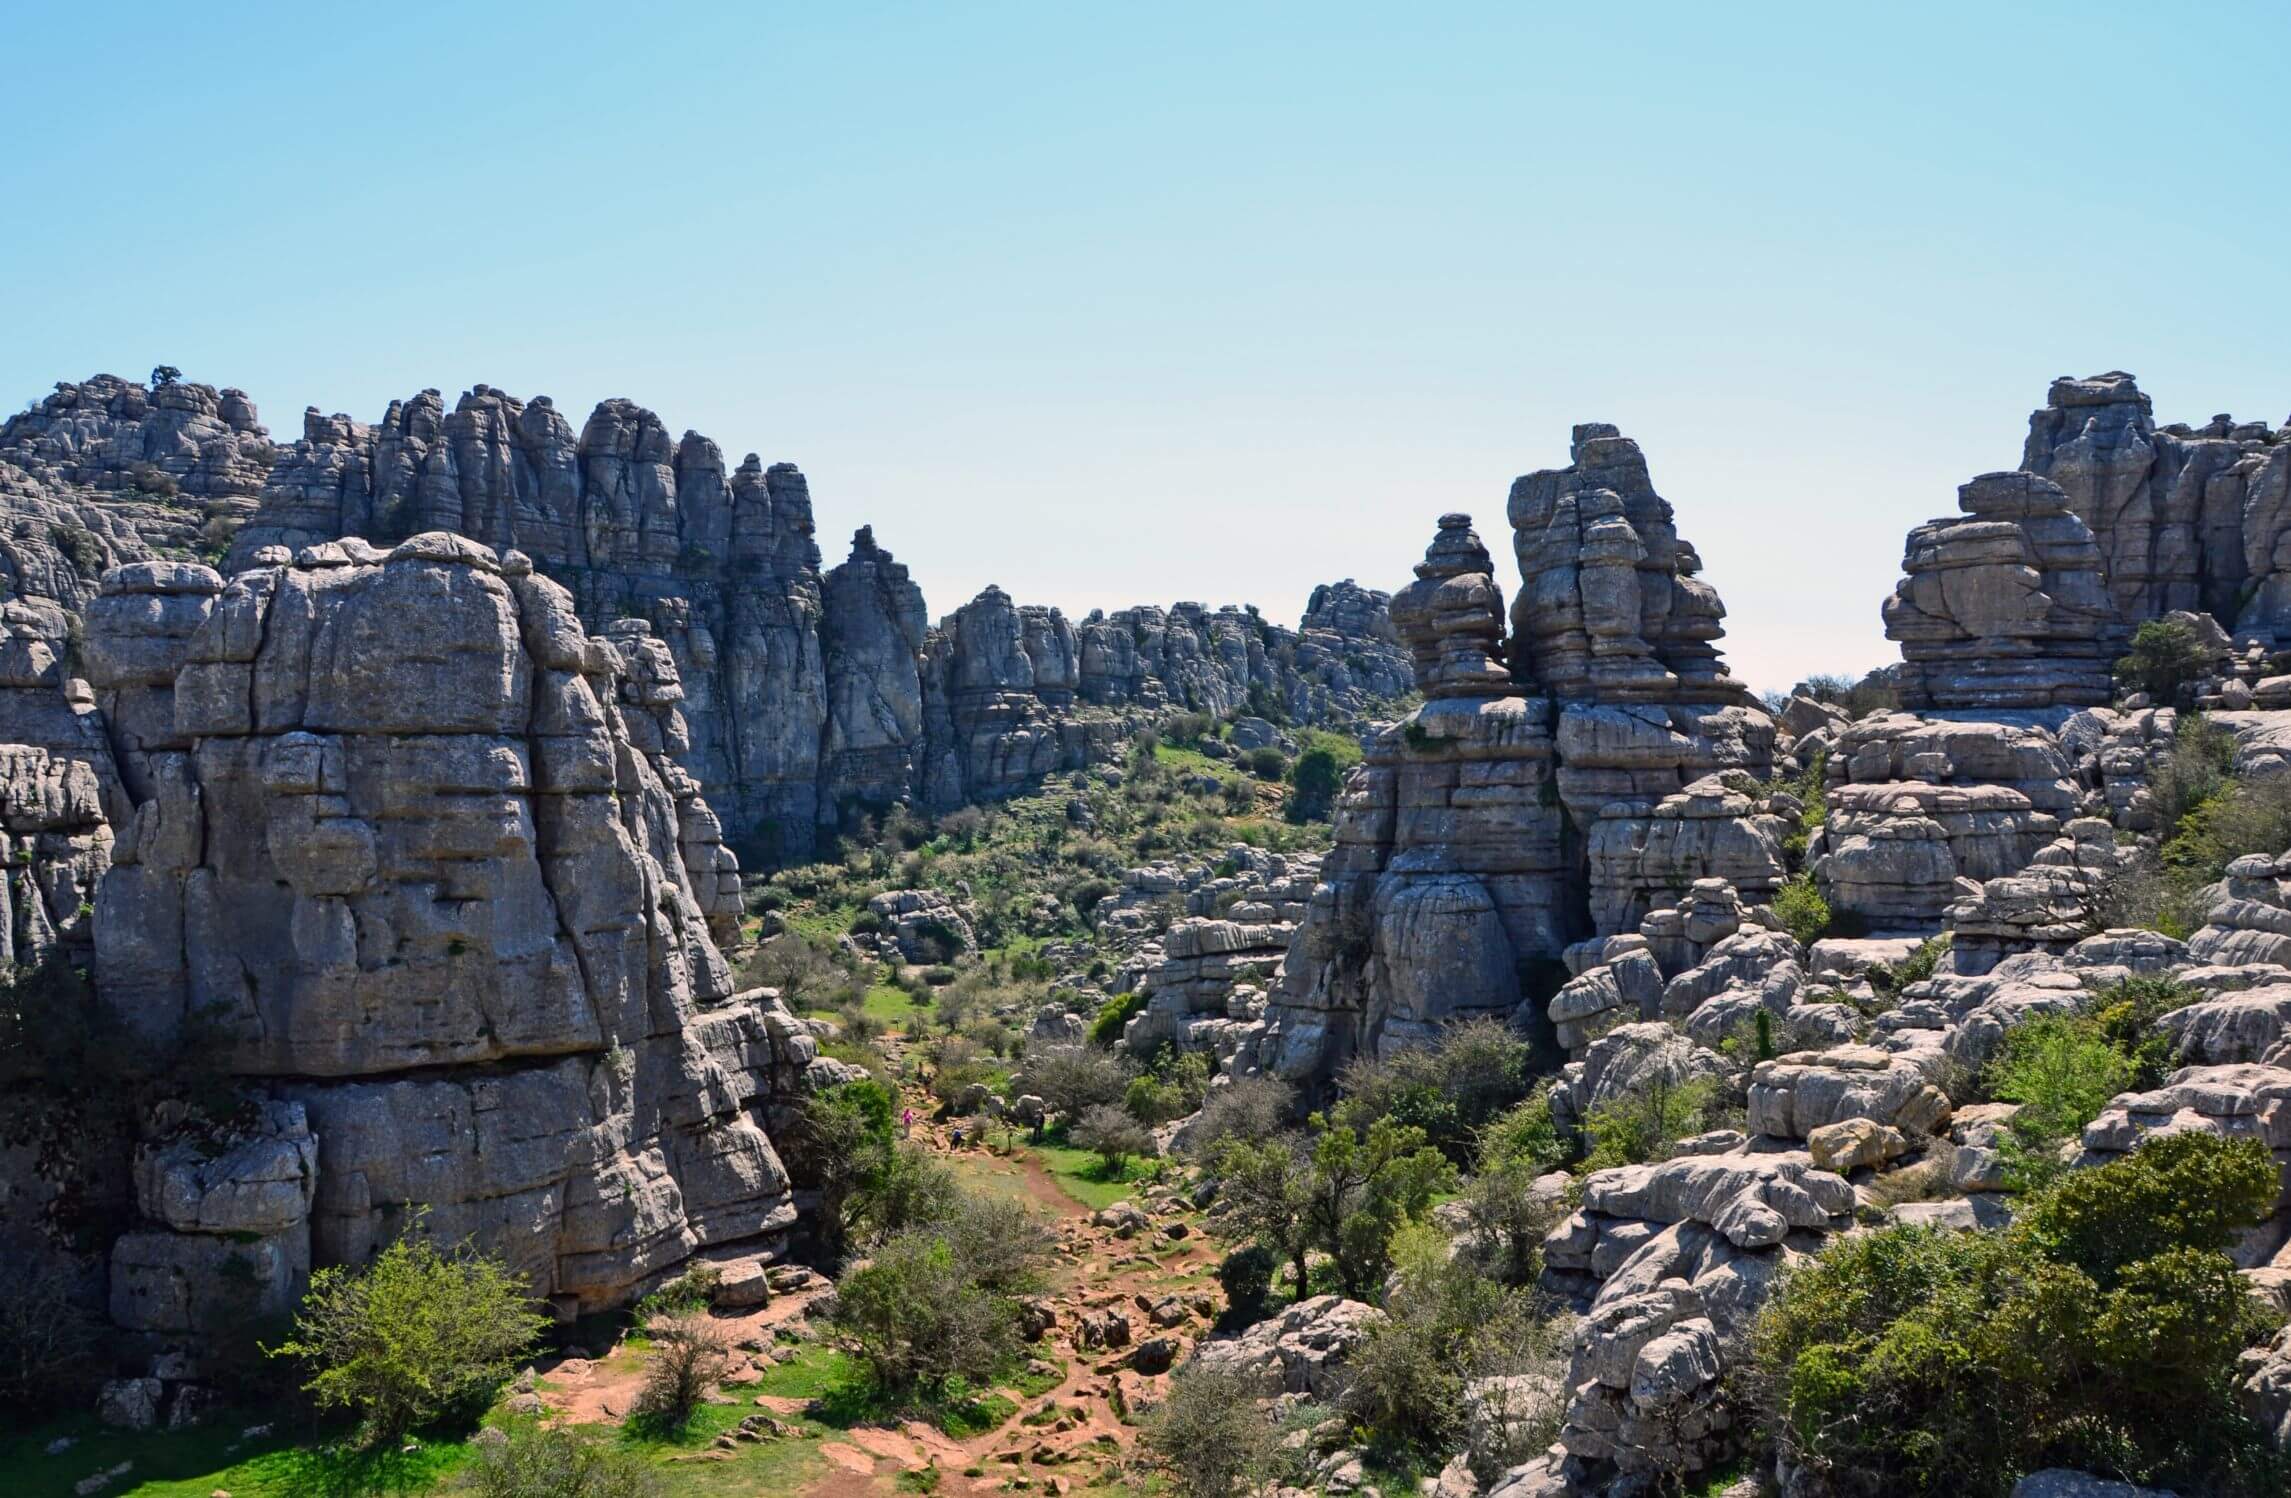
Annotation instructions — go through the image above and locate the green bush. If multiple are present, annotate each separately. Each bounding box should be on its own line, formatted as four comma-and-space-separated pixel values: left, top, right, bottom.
1770, 873, 1832, 947
460, 1421, 661, 1498
2115, 616, 2216, 703
1140, 1366, 1283, 1496
1284, 746, 1344, 823
1086, 990, 1147, 1048
1477, 1083, 1570, 1175
1339, 1223, 1558, 1464
1245, 746, 1288, 780
830, 1189, 1049, 1398
1752, 1133, 2285, 1497
1216, 1243, 1278, 1324
1333, 1017, 1534, 1164
1868, 934, 1947, 998
1984, 1017, 2134, 1190
269, 1221, 548, 1442
1580, 1074, 1719, 1173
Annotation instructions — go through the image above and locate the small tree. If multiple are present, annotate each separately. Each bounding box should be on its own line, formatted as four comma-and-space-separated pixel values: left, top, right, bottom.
1074, 1102, 1150, 1176
631, 1313, 730, 1431
1210, 1134, 1317, 1302
1285, 747, 1344, 823
1027, 1042, 1129, 1118
1306, 1114, 1455, 1300
2116, 616, 2215, 704
1462, 1156, 1560, 1285
801, 1080, 898, 1263
270, 1222, 547, 1442
149, 364, 181, 387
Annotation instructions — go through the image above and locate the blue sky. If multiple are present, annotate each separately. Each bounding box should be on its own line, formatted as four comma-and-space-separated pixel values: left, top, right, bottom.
6, 1, 2287, 695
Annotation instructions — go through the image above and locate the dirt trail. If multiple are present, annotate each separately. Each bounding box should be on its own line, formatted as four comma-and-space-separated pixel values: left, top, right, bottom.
793, 1080, 1216, 1495
536, 1058, 1214, 1498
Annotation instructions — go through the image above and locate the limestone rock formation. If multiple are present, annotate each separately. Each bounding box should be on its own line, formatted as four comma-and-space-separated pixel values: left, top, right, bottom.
82, 537, 811, 1315
1507, 425, 1743, 704
1882, 471, 2124, 711
2023, 372, 2291, 635
1252, 516, 1570, 1083
1812, 714, 2080, 934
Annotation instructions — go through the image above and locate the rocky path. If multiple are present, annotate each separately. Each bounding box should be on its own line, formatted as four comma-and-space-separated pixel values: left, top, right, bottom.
794, 1081, 1217, 1495
530, 1070, 1217, 1497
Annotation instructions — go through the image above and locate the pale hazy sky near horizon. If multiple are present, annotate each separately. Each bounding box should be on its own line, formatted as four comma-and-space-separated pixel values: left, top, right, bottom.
6, 1, 2288, 698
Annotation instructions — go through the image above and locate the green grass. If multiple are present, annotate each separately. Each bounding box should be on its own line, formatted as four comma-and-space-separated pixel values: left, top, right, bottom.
0, 1411, 475, 1498
748, 1345, 1023, 1440
1149, 742, 1230, 780
1025, 1136, 1157, 1211
748, 1345, 860, 1401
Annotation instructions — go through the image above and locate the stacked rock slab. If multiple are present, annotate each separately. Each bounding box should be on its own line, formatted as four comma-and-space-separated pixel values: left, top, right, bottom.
85, 536, 819, 1316
1253, 516, 1570, 1083
1881, 471, 2124, 711
1812, 713, 2080, 935
2022, 372, 2291, 637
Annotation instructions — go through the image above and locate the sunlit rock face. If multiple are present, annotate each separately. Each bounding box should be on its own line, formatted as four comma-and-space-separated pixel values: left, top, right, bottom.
85, 537, 815, 1313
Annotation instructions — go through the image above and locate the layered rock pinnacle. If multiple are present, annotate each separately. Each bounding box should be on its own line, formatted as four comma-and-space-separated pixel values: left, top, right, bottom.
1250, 435, 1776, 1087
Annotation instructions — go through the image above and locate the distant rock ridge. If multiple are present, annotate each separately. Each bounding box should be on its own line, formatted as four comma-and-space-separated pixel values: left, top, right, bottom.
0, 375, 1416, 860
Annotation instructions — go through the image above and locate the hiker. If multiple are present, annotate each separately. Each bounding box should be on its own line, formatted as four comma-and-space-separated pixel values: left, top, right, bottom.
900, 1106, 914, 1138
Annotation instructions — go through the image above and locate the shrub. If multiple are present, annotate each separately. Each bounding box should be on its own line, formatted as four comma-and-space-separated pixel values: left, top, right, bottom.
1752, 1133, 2285, 1497
1073, 1102, 1151, 1175
1215, 1243, 1279, 1324
1333, 1018, 1533, 1164
831, 1231, 1022, 1397
1478, 1083, 1571, 1174
1339, 1223, 1557, 1462
1026, 1041, 1130, 1120
1125, 1050, 1209, 1125
1580, 1074, 1719, 1173
2115, 616, 2215, 703
460, 1421, 662, 1498
630, 1313, 730, 1431
1868, 934, 1947, 998
269, 1222, 547, 1442
0, 1245, 101, 1414
1183, 1075, 1296, 1161
1461, 1156, 1562, 1285
1284, 746, 1344, 823
1770, 873, 1832, 946
1140, 1366, 1283, 1497
1245, 746, 1288, 780
1086, 991, 1147, 1048
850, 1144, 963, 1246
1984, 1016, 2134, 1190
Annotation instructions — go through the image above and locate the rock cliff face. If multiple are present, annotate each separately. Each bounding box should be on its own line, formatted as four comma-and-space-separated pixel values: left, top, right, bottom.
2, 376, 1412, 861
80, 538, 819, 1324
2022, 371, 2291, 636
